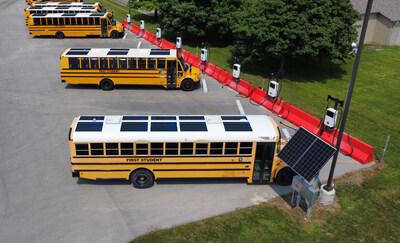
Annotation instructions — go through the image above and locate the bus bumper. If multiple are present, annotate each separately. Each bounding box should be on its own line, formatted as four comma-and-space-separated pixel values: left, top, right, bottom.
61, 79, 65, 83
72, 171, 80, 178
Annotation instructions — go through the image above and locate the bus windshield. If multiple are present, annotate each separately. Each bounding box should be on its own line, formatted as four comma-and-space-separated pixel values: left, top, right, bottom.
108, 15, 116, 26
179, 57, 188, 72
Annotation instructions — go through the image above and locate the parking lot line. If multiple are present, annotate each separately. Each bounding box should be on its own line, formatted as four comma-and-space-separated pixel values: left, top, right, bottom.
201, 79, 208, 93
137, 41, 142, 48
104, 94, 243, 99
236, 99, 245, 115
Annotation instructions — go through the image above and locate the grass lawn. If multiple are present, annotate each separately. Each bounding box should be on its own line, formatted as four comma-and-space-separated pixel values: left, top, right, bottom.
90, 1, 400, 241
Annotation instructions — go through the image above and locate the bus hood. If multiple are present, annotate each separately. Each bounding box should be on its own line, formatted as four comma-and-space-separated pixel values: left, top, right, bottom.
192, 66, 201, 81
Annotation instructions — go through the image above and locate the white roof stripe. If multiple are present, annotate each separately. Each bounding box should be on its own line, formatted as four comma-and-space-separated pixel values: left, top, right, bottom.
30, 13, 107, 18
27, 7, 98, 11
62, 48, 177, 58
72, 115, 278, 143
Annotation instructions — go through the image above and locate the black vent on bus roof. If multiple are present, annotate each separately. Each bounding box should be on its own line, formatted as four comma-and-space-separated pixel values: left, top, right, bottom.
150, 49, 170, 56
123, 116, 148, 120
180, 122, 207, 132
221, 116, 248, 120
151, 122, 177, 132
32, 13, 47, 17
121, 122, 148, 132
223, 122, 253, 132
90, 13, 105, 17
179, 116, 205, 120
62, 13, 77, 17
107, 49, 129, 56
75, 122, 103, 132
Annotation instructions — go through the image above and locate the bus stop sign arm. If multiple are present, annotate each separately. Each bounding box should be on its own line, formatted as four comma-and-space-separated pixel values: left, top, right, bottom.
324, 0, 374, 191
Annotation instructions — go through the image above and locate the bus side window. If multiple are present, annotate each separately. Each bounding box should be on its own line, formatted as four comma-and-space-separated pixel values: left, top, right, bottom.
180, 142, 193, 155
138, 58, 146, 70
81, 58, 89, 69
210, 142, 223, 155
177, 62, 183, 72
121, 143, 134, 155
225, 142, 238, 155
59, 18, 64, 25
77, 17, 82, 25
83, 17, 88, 25
136, 143, 148, 155
71, 17, 76, 25
148, 58, 156, 70
109, 58, 117, 69
94, 18, 100, 25
90, 58, 99, 69
89, 17, 94, 25
90, 143, 104, 156
195, 143, 208, 155
150, 143, 164, 155
65, 17, 70, 25
119, 58, 127, 69
106, 143, 119, 156
128, 58, 137, 69
166, 143, 178, 155
69, 58, 80, 69
100, 58, 108, 69
239, 142, 253, 155
75, 143, 89, 156
157, 58, 165, 70
33, 18, 40, 25
46, 17, 52, 25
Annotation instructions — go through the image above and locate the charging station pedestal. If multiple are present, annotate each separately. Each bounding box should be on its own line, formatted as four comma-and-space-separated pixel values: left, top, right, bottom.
138, 20, 145, 37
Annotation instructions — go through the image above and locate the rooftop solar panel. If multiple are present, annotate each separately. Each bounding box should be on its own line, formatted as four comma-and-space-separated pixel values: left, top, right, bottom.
80, 116, 104, 121
151, 122, 177, 132
59, 2, 71, 4
221, 116, 248, 120
120, 122, 148, 132
90, 13, 104, 17
62, 13, 77, 16
32, 13, 47, 17
151, 116, 176, 120
55, 7, 69, 9
180, 122, 207, 132
223, 122, 252, 131
277, 127, 336, 182
107, 49, 129, 55
122, 116, 148, 120
30, 7, 43, 9
179, 116, 205, 120
66, 51, 90, 56
83, 2, 95, 5
75, 122, 103, 132
150, 49, 170, 56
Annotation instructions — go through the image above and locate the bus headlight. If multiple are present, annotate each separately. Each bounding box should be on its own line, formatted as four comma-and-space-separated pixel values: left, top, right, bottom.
195, 77, 200, 81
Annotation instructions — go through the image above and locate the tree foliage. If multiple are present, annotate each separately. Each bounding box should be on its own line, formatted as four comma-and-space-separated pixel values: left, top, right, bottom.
128, 0, 158, 11
231, 0, 360, 69
157, 0, 242, 41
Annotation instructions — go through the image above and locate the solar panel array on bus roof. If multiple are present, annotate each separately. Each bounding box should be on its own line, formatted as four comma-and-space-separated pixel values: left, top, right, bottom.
223, 122, 253, 131
120, 122, 148, 132
107, 49, 129, 56
65, 48, 91, 56
151, 122, 178, 132
90, 13, 104, 17
150, 49, 170, 56
180, 122, 207, 131
179, 116, 205, 120
75, 122, 103, 132
122, 116, 148, 120
62, 13, 77, 16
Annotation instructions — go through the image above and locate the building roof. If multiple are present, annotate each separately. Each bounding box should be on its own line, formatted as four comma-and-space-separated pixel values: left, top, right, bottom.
351, 0, 400, 21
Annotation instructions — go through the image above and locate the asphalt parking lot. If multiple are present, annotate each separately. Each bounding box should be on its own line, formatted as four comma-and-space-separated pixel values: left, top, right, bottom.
0, 0, 373, 242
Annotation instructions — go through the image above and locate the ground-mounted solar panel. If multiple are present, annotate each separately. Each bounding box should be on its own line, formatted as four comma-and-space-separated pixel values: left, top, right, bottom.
151, 116, 176, 120
150, 49, 170, 56
122, 116, 148, 120
62, 13, 77, 16
277, 127, 337, 182
223, 122, 252, 132
120, 122, 148, 132
221, 116, 248, 120
107, 49, 129, 56
151, 122, 177, 132
180, 122, 207, 131
79, 116, 104, 121
75, 122, 103, 132
179, 116, 205, 120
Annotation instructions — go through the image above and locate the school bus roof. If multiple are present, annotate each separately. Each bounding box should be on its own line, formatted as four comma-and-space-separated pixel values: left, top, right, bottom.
71, 115, 279, 143
62, 48, 177, 58
33, 2, 100, 6
30, 12, 108, 18
27, 6, 98, 11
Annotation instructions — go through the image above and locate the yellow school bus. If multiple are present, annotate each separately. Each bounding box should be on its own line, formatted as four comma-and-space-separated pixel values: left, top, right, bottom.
27, 0, 82, 5
28, 12, 124, 39
68, 115, 295, 188
60, 48, 201, 91
32, 2, 104, 10
25, 6, 101, 25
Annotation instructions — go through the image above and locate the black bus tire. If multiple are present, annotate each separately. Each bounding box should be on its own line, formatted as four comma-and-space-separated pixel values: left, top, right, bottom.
100, 79, 114, 91
181, 79, 195, 91
55, 31, 65, 39
111, 30, 119, 39
131, 169, 154, 189
276, 167, 295, 186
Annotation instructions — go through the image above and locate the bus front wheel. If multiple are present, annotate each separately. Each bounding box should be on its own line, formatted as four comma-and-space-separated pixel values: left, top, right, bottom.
276, 167, 295, 186
181, 79, 195, 91
131, 169, 154, 189
111, 30, 119, 39
55, 31, 65, 39
100, 79, 114, 91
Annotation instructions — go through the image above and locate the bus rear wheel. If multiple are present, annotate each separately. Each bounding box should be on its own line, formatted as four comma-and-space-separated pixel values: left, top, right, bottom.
55, 31, 65, 39
111, 30, 119, 39
131, 169, 154, 189
100, 79, 114, 91
276, 167, 295, 186
181, 79, 195, 91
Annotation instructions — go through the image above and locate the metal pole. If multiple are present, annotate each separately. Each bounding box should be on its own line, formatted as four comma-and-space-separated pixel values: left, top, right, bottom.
262, 78, 265, 91
324, 0, 374, 191
381, 135, 390, 162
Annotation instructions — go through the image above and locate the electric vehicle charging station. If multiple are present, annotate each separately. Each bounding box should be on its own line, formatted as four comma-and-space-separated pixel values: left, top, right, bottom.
127, 14, 130, 24
324, 108, 338, 129
233, 64, 241, 81
140, 20, 145, 30
201, 49, 207, 63
268, 81, 279, 99
156, 28, 161, 40
176, 37, 182, 50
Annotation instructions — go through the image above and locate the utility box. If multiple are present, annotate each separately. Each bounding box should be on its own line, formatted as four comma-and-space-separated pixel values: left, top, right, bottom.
201, 49, 207, 62
268, 81, 279, 98
140, 20, 145, 30
176, 37, 182, 49
156, 28, 161, 39
324, 108, 338, 128
291, 175, 318, 205
233, 64, 241, 79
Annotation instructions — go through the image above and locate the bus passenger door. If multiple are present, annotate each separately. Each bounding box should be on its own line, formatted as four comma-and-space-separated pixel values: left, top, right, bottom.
252, 143, 275, 184
167, 60, 176, 88
101, 19, 107, 37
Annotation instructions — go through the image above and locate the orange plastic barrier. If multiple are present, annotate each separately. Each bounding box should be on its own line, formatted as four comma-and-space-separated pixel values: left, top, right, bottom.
204, 64, 217, 76
281, 104, 323, 135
